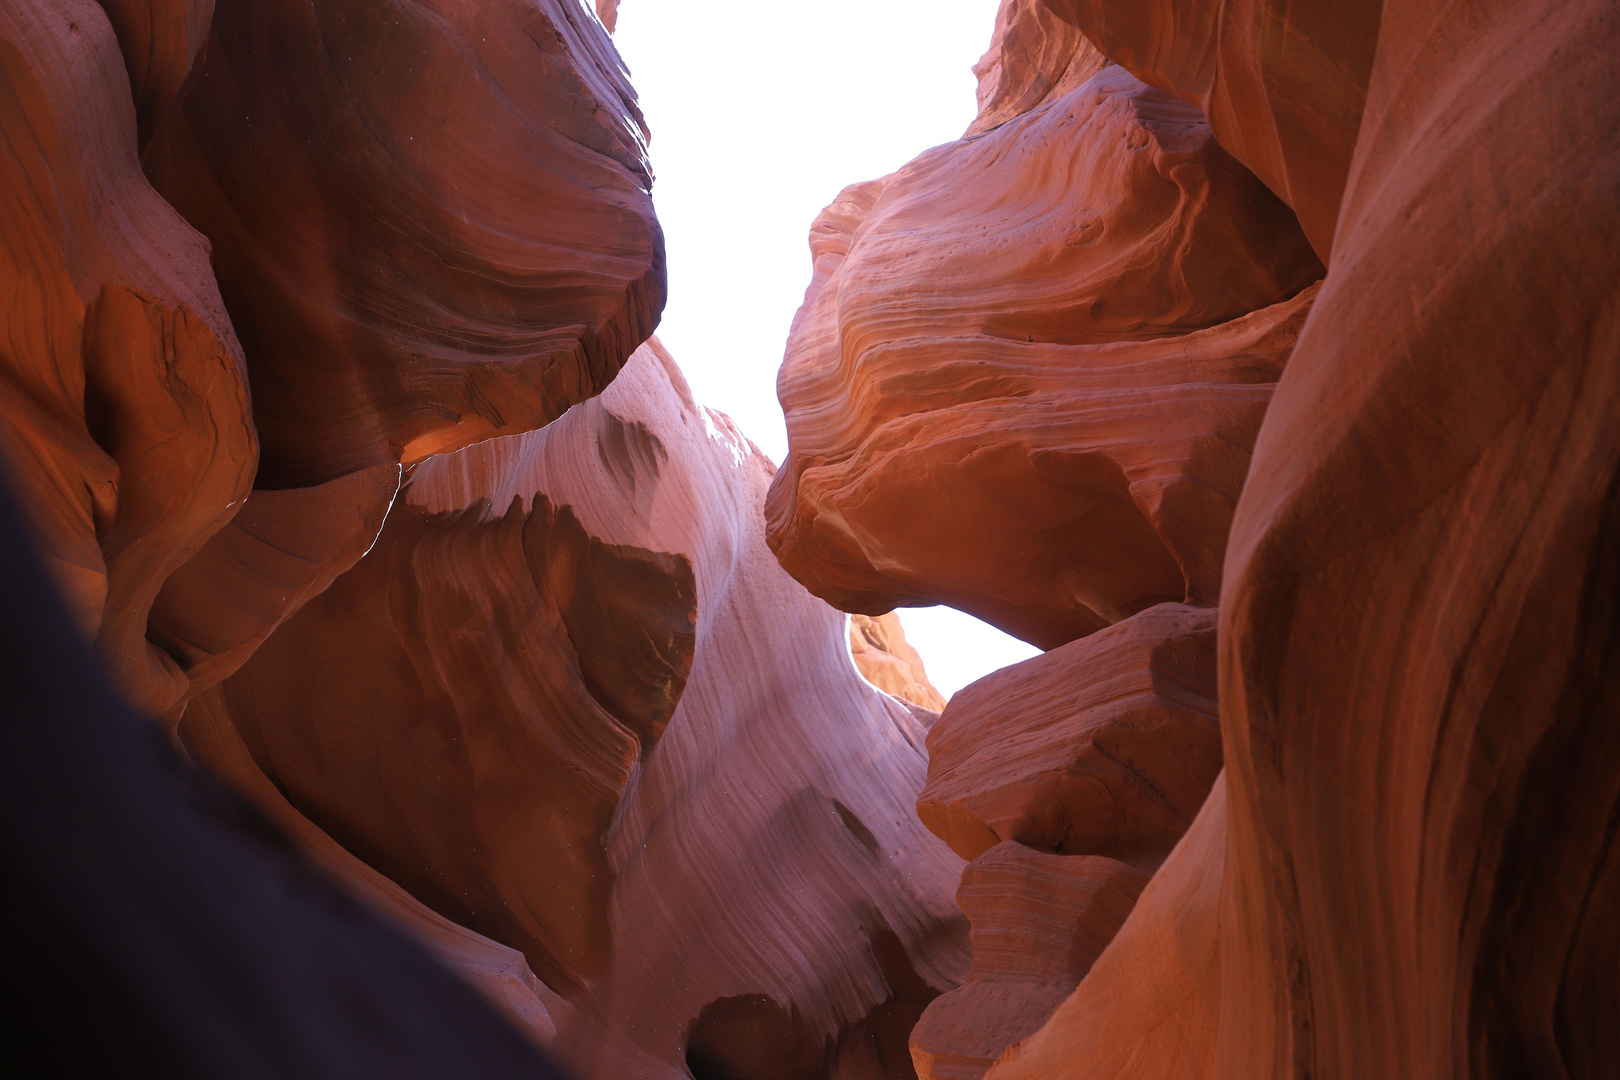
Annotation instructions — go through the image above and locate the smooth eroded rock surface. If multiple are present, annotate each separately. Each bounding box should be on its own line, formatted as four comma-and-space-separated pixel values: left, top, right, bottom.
918, 603, 1219, 870
189, 484, 698, 996
0, 0, 255, 717
851, 612, 948, 713
987, 1, 1620, 1077
94, 0, 212, 145
145, 0, 665, 486
1039, 0, 1382, 259
186, 342, 969, 1077
966, 0, 1108, 137
766, 64, 1320, 648
910, 843, 1148, 1080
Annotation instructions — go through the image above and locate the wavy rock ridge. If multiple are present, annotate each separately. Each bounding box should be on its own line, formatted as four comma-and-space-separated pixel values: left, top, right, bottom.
3, 0, 1616, 1075
765, 57, 1321, 649
768, 0, 1620, 1078
2, 1, 963, 1075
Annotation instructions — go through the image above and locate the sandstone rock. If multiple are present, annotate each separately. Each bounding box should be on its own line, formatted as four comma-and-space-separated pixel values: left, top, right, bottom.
144, 0, 665, 487
94, 0, 212, 145
415, 342, 970, 1078
984, 774, 1227, 1080
766, 64, 1320, 649
0, 0, 256, 717
918, 603, 1218, 870
1215, 0, 1620, 1073
146, 464, 401, 715
1040, 0, 1382, 260
188, 342, 969, 1075
0, 465, 563, 1079
988, 0, 1620, 1077
851, 612, 948, 713
967, 0, 1109, 137
187, 484, 698, 996
910, 843, 1147, 1080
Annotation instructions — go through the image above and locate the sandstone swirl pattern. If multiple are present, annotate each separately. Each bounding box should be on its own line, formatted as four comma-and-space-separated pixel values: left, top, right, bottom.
184, 342, 971, 1078
766, 8, 1325, 1073
144, 0, 666, 487
0, 0, 256, 717
766, 62, 1321, 650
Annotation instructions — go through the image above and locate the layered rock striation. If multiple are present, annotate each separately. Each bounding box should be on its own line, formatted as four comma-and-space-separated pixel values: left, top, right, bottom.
182, 341, 971, 1077
918, 603, 1219, 871
5, 0, 1616, 1075
985, 1, 1620, 1077
850, 612, 948, 713
0, 0, 256, 718
143, 0, 665, 487
764, 6, 1320, 1072
765, 57, 1321, 649
769, 1, 1620, 1079
0, 0, 662, 722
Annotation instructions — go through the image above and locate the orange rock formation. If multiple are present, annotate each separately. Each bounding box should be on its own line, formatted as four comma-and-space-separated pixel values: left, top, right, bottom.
765, 59, 1321, 649
766, 1, 1620, 1079
3, 0, 1616, 1075
850, 612, 948, 713
143, 0, 665, 486
918, 603, 1219, 871
179, 342, 971, 1075
0, 0, 256, 718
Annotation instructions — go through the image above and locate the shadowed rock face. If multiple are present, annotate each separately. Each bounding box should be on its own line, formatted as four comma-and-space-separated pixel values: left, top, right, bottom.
144, 0, 665, 487
0, 0, 665, 724
189, 489, 696, 995
972, 2, 1620, 1079
909, 604, 1219, 1077
910, 845, 1148, 1080
1039, 0, 1383, 261
180, 343, 969, 1078
919, 604, 1219, 871
94, 0, 213, 145
766, 63, 1321, 650
0, 0, 256, 718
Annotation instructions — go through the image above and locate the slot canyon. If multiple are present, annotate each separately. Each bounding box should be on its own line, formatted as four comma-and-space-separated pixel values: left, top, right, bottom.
0, 0, 1616, 1077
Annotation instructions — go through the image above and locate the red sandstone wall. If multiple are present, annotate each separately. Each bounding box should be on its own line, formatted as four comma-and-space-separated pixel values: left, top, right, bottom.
765, 1, 1620, 1078
2, 0, 1615, 1075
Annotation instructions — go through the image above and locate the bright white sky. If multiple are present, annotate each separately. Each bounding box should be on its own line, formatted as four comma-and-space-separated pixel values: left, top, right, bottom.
613, 0, 1039, 697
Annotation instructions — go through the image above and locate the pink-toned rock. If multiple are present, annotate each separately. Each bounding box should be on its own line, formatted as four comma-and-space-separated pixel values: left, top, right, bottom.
988, 1, 1620, 1077
1039, 0, 1381, 260
967, 0, 1108, 137
94, 0, 212, 144
918, 603, 1218, 870
415, 342, 970, 1078
188, 341, 969, 1075
910, 843, 1147, 1080
766, 64, 1320, 649
187, 483, 698, 995
0, 0, 256, 717
851, 612, 948, 713
144, 0, 664, 487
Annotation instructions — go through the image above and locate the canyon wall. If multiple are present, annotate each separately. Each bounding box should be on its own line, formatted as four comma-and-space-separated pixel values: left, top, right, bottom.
188, 341, 972, 1078
768, 0, 1620, 1078
1, 1, 962, 1075
3, 0, 1615, 1076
